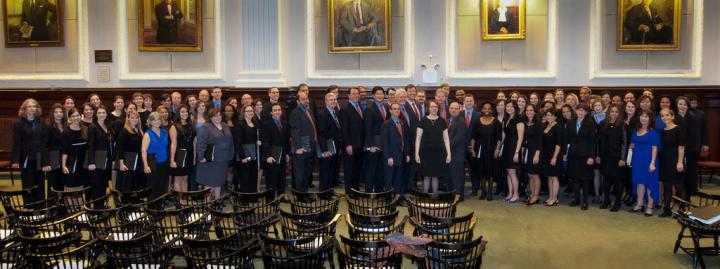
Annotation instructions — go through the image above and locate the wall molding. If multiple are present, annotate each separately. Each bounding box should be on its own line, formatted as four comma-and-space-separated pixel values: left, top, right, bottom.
0, 0, 90, 81
588, 0, 703, 79
445, 0, 558, 79
116, 0, 224, 80
235, 0, 286, 87
304, 0, 415, 80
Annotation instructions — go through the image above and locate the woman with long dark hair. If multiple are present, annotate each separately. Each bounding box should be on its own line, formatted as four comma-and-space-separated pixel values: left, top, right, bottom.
630, 110, 660, 216
170, 105, 195, 193
541, 109, 563, 206
500, 101, 525, 204
675, 96, 701, 197
62, 108, 89, 192
234, 105, 261, 192
44, 103, 66, 192
523, 104, 543, 205
658, 108, 685, 218
598, 105, 627, 212
87, 105, 115, 203
493, 99, 508, 196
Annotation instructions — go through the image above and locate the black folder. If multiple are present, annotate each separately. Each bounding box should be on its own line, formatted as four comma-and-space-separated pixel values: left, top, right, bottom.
204, 144, 215, 162
297, 136, 312, 152
316, 139, 337, 158
83, 150, 109, 170
115, 152, 140, 171
48, 150, 61, 170
243, 144, 257, 161
175, 149, 189, 168
147, 154, 158, 172
271, 146, 283, 163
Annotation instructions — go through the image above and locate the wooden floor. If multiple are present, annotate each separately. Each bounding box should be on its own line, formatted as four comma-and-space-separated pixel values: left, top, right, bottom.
2, 175, 720, 268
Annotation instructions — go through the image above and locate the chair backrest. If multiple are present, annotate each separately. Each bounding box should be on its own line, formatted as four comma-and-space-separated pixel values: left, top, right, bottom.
85, 205, 146, 240
183, 234, 256, 268
209, 207, 263, 245
28, 238, 100, 269
278, 209, 341, 240
335, 235, 403, 269
414, 212, 477, 243
0, 186, 46, 215
347, 190, 399, 216
237, 199, 281, 225
281, 205, 338, 227
346, 211, 408, 241
51, 186, 92, 215
406, 188, 460, 204
406, 196, 458, 221
229, 188, 277, 210
102, 232, 167, 268
144, 206, 210, 248
0, 242, 26, 269
696, 192, 720, 207
289, 196, 340, 216
260, 234, 332, 269
423, 237, 487, 269
289, 188, 339, 201
111, 187, 152, 207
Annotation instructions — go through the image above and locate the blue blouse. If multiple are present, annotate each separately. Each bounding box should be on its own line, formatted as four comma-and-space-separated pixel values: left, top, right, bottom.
147, 128, 169, 163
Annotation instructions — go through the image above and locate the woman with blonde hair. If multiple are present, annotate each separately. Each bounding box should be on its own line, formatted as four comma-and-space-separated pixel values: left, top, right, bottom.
11, 98, 46, 202
116, 111, 145, 192
142, 112, 170, 198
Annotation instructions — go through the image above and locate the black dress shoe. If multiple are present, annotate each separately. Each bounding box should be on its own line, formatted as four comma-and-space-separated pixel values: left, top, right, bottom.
600, 202, 610, 209
581, 203, 589, 210
610, 203, 621, 212
486, 195, 493, 201
569, 200, 579, 207
659, 209, 672, 218
471, 190, 478, 196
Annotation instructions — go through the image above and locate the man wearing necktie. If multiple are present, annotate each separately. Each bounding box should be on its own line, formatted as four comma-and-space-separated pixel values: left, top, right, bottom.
211, 87, 223, 109
154, 0, 183, 44
363, 87, 388, 192
21, 0, 57, 41
417, 90, 427, 117
623, 0, 673, 45
447, 102, 469, 200
462, 95, 481, 196
261, 104, 290, 199
341, 87, 366, 192
289, 92, 317, 192
382, 103, 410, 194
337, 0, 384, 47
318, 93, 343, 191
398, 89, 419, 191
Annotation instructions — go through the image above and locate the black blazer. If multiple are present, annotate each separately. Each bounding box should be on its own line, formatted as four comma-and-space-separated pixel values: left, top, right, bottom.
87, 123, 115, 165
448, 117, 468, 163
317, 107, 343, 152
341, 101, 365, 149
381, 118, 410, 166
289, 106, 317, 152
116, 128, 142, 161
463, 109, 480, 142
676, 111, 702, 153
364, 101, 388, 149
12, 117, 47, 167
261, 118, 290, 164
566, 118, 597, 160
234, 119, 259, 160
598, 121, 627, 160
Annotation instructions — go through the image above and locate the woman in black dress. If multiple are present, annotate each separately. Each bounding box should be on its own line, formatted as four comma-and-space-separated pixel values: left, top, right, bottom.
598, 105, 627, 212
559, 104, 575, 195
470, 101, 501, 201
169, 105, 195, 193
234, 105, 261, 192
675, 97, 700, 197
109, 95, 126, 133
658, 108, 685, 218
523, 104, 543, 205
541, 109, 563, 206
415, 101, 451, 194
566, 104, 597, 211
116, 111, 145, 192
62, 108, 89, 191
44, 104, 66, 192
11, 99, 47, 203
87, 105, 115, 203
623, 101, 639, 206
501, 101, 525, 203
493, 99, 508, 196
81, 102, 95, 128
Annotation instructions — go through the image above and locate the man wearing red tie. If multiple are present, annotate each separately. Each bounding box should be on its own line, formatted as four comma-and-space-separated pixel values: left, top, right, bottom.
289, 92, 317, 192
341, 87, 366, 192
382, 103, 411, 194
463, 95, 481, 196
363, 87, 388, 192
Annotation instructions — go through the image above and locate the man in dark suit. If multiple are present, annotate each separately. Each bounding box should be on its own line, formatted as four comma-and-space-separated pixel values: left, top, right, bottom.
262, 103, 290, 198
318, 93, 343, 191
337, 0, 384, 47
21, 0, 57, 41
448, 102, 469, 200
341, 87, 365, 192
261, 87, 283, 122
289, 92, 317, 192
488, 2, 517, 34
381, 103, 410, 194
155, 0, 184, 44
623, 0, 673, 45
364, 86, 388, 192
210, 87, 223, 110
397, 89, 419, 191
416, 90, 427, 117
462, 95, 481, 196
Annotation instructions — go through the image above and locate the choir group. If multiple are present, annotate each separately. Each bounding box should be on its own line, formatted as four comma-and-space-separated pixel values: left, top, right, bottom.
11, 85, 709, 217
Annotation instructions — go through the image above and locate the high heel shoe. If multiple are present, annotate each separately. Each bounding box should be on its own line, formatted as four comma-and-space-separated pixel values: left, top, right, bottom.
645, 207, 654, 217
630, 206, 644, 213
507, 198, 519, 204
526, 199, 538, 206
544, 200, 559, 207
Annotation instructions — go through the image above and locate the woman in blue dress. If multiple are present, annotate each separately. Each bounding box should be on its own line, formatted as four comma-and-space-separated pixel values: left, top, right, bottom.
630, 110, 661, 217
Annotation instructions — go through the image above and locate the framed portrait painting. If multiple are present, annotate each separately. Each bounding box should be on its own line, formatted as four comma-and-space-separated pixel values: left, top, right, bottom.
137, 0, 202, 52
481, 0, 526, 40
617, 0, 681, 51
328, 0, 391, 53
2, 0, 64, 47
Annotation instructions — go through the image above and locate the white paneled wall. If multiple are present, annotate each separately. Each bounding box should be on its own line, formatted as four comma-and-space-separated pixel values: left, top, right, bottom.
0, 0, 718, 88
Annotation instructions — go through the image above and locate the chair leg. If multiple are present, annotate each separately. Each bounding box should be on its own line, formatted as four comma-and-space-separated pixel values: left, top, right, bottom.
675, 226, 686, 254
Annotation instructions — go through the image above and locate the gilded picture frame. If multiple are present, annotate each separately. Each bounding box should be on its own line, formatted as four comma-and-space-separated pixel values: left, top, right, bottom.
481, 0, 526, 41
328, 0, 392, 53
138, 0, 202, 52
617, 0, 681, 51
2, 0, 64, 47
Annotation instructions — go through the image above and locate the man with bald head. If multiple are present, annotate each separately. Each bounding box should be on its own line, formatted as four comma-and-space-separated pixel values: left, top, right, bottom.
241, 94, 253, 108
